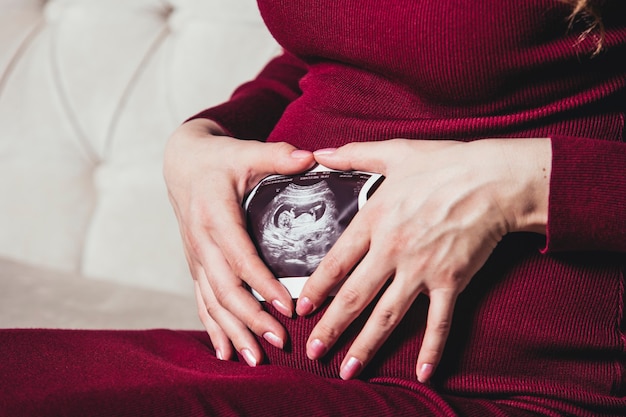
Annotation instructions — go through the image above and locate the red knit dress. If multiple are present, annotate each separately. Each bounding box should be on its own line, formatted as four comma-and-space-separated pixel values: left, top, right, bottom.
1, 1, 625, 416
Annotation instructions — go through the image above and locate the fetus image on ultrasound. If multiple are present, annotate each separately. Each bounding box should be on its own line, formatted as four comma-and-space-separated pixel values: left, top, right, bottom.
245, 167, 383, 278
258, 181, 340, 277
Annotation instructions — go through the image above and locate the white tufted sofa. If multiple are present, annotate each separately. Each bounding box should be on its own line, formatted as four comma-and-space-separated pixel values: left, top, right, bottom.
0, 0, 280, 328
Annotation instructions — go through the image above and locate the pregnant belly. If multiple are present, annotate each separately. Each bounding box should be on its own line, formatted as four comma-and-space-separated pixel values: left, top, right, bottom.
245, 235, 624, 401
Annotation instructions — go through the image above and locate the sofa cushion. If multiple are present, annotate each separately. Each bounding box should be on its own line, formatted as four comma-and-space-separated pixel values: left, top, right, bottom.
0, 257, 202, 329
0, 0, 279, 294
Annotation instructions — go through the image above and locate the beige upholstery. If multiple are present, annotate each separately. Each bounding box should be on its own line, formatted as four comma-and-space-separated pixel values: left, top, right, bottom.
0, 0, 279, 327
0, 257, 202, 329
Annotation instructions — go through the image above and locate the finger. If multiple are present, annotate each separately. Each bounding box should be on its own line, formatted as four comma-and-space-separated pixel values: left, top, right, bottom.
199, 234, 289, 350
181, 244, 231, 357
208, 199, 294, 317
313, 139, 456, 174
313, 141, 401, 174
296, 213, 371, 316
416, 288, 458, 383
338, 276, 419, 380
182, 244, 232, 359
193, 280, 235, 361
239, 141, 315, 191
195, 274, 268, 367
305, 253, 394, 361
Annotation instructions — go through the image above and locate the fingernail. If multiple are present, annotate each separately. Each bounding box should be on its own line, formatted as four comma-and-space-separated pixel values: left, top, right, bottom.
340, 357, 362, 380
296, 297, 315, 316
308, 338, 327, 360
272, 299, 292, 317
314, 148, 337, 156
291, 149, 312, 159
241, 348, 257, 367
263, 332, 284, 349
215, 348, 224, 361
418, 363, 433, 383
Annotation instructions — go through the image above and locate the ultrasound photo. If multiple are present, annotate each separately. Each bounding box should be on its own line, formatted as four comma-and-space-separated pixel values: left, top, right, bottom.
244, 164, 383, 299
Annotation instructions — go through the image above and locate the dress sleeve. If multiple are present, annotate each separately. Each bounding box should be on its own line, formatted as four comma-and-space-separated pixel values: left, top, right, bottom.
186, 51, 308, 141
544, 135, 626, 253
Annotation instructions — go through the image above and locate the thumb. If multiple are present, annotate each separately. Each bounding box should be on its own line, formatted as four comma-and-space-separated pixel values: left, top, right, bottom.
313, 141, 394, 175
242, 141, 315, 183
272, 143, 317, 176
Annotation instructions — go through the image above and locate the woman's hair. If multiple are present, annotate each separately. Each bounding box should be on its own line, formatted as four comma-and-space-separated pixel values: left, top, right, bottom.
564, 0, 606, 54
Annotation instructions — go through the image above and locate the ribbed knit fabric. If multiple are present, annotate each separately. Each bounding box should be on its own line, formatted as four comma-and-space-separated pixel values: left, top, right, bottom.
195, 1, 626, 252
188, 1, 626, 415
2, 1, 625, 416
0, 329, 544, 417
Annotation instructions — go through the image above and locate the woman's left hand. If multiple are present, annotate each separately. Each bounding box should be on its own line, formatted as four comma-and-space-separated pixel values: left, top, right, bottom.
296, 138, 551, 382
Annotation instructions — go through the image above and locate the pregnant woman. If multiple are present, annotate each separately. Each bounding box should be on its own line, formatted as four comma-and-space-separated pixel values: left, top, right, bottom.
2, 1, 625, 416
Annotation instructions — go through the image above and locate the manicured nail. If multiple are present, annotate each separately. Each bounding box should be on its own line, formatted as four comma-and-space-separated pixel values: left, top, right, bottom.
340, 357, 362, 380
296, 297, 315, 316
314, 148, 337, 156
263, 332, 284, 349
272, 299, 292, 317
308, 338, 327, 360
215, 348, 224, 361
291, 150, 312, 159
418, 363, 433, 383
241, 348, 257, 367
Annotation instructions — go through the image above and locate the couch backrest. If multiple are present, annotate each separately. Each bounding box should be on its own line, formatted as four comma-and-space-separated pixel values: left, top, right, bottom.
0, 0, 280, 294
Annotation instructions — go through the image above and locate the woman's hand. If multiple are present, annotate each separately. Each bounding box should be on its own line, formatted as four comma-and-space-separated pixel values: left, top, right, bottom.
296, 138, 551, 382
163, 118, 315, 365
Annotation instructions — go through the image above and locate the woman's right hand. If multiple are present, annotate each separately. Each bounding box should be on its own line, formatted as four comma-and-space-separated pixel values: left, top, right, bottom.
163, 118, 315, 366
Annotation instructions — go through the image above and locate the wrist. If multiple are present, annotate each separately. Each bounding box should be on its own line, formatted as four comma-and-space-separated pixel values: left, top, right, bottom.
495, 138, 551, 234
505, 138, 552, 234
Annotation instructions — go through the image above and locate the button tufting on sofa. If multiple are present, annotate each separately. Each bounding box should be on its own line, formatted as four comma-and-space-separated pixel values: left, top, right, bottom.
0, 0, 280, 295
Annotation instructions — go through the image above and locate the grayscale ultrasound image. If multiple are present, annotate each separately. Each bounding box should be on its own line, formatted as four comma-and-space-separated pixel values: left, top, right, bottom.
257, 180, 340, 277
245, 166, 383, 278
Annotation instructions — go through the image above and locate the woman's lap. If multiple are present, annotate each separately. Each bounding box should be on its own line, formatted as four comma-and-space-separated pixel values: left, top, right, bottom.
2, 241, 623, 416
0, 328, 546, 417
